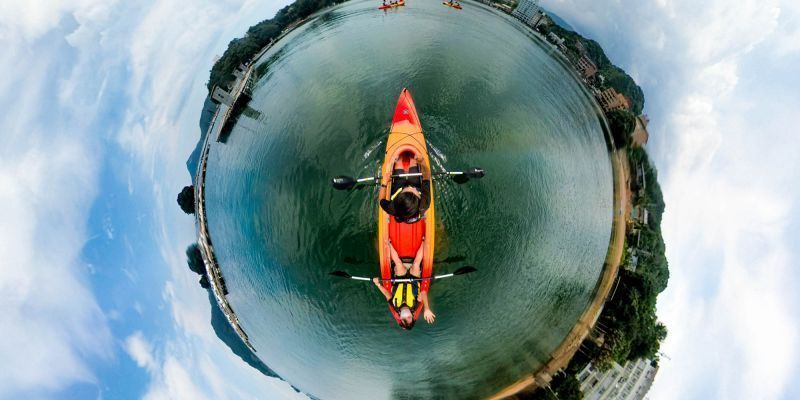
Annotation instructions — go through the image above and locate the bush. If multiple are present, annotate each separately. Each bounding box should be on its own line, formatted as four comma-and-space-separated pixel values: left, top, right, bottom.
177, 185, 195, 214
606, 109, 636, 148
186, 243, 206, 275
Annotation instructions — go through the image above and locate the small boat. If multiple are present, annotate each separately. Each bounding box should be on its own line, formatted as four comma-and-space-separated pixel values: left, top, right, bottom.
442, 1, 462, 9
378, 88, 435, 324
378, 0, 405, 10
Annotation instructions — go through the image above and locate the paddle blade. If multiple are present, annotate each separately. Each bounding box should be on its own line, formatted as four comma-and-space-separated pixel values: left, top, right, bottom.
331, 176, 356, 190
329, 270, 353, 278
453, 266, 477, 275
466, 167, 485, 179
452, 174, 470, 184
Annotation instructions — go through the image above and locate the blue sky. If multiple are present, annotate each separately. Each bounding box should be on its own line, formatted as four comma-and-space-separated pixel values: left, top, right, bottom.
1, 0, 798, 399
0, 0, 304, 398
540, 0, 800, 398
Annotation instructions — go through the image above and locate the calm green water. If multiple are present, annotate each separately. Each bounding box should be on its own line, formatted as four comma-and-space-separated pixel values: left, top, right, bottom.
204, 1, 612, 398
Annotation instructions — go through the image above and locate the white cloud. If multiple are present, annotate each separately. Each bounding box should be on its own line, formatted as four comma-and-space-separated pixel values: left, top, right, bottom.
0, 0, 102, 42
112, 0, 307, 398
542, 0, 800, 398
0, 1, 121, 396
124, 331, 157, 371
0, 140, 112, 393
124, 331, 209, 400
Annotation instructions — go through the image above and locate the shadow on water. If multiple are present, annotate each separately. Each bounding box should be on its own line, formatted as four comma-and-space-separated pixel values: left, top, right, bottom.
218, 97, 260, 144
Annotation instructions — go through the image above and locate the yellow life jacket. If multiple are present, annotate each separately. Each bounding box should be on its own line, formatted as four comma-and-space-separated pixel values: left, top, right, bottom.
392, 281, 418, 309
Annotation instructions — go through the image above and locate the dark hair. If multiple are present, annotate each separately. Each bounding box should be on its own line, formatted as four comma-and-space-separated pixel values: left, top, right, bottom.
399, 316, 417, 330
392, 192, 420, 221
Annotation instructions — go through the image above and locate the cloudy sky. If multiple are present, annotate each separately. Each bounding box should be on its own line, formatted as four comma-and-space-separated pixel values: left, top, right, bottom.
540, 0, 800, 398
1, 0, 798, 399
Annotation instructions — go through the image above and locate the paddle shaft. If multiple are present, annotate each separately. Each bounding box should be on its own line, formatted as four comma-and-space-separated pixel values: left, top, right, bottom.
360, 171, 462, 181
347, 274, 455, 282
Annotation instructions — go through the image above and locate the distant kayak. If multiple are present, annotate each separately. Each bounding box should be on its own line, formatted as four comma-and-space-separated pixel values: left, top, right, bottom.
442, 1, 462, 9
378, 1, 405, 9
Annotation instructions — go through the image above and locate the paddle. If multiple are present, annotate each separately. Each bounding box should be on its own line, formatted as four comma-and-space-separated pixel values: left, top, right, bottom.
329, 266, 477, 282
331, 168, 485, 190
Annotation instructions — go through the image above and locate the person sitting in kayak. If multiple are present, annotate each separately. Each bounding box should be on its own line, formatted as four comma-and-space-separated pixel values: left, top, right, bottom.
372, 238, 435, 329
379, 155, 431, 224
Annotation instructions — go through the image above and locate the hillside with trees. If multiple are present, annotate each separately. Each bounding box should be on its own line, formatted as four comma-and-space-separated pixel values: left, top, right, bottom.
537, 17, 645, 115
207, 0, 349, 92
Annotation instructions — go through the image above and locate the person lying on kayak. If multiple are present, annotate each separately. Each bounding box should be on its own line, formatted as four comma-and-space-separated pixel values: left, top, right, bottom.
372, 238, 435, 329
379, 155, 431, 224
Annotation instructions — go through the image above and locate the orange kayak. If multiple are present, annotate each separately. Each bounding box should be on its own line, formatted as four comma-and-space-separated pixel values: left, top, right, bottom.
442, 1, 462, 9
378, 88, 435, 323
378, 1, 405, 9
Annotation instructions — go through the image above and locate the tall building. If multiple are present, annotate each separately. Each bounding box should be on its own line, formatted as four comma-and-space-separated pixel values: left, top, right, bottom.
575, 55, 598, 80
597, 87, 631, 112
576, 358, 659, 400
512, 0, 542, 26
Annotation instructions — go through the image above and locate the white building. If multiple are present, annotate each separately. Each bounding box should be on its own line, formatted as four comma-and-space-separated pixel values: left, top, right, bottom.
512, 0, 543, 27
576, 358, 659, 400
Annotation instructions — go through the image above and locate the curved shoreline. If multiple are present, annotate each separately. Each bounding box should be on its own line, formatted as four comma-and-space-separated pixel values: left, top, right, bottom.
485, 8, 632, 397
195, 97, 257, 352
195, 3, 628, 395
488, 146, 628, 399
192, 11, 318, 354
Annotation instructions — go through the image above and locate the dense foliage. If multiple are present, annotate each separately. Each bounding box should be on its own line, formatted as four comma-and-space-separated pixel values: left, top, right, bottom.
605, 109, 636, 148
579, 148, 669, 369
186, 243, 213, 290
177, 185, 195, 214
539, 18, 645, 115
522, 372, 583, 400
628, 147, 669, 292
207, 0, 348, 92
186, 243, 206, 275
592, 270, 668, 368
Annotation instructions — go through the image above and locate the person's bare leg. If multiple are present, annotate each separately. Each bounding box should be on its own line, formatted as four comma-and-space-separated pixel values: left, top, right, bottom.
411, 238, 424, 277
390, 242, 406, 276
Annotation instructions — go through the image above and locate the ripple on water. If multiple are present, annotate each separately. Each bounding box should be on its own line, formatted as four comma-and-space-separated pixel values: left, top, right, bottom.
204, 0, 612, 398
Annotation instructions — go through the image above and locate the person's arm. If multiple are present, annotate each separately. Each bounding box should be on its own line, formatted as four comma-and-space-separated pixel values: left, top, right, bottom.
373, 278, 392, 301
420, 291, 435, 323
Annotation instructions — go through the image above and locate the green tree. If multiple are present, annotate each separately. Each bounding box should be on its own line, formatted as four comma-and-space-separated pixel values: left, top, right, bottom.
186, 243, 206, 275
602, 66, 645, 115
177, 185, 195, 214
207, 0, 347, 92
199, 274, 211, 289
541, 16, 645, 114
523, 372, 583, 400
605, 109, 636, 148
